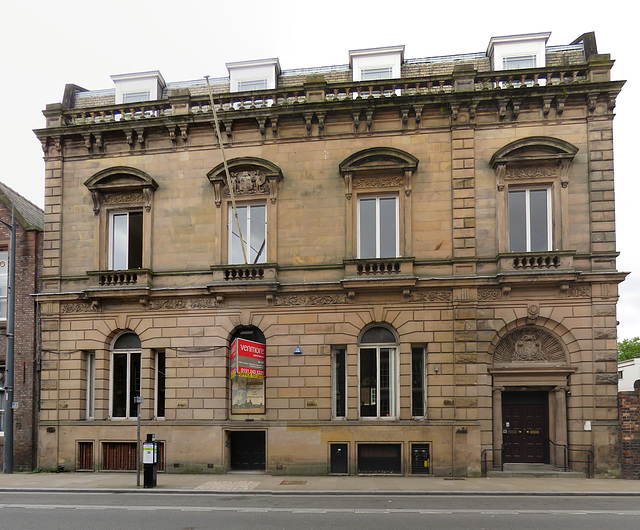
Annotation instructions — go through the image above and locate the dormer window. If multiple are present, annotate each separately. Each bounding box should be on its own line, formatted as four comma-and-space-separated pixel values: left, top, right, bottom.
111, 71, 166, 104
227, 58, 280, 93
487, 32, 550, 71
349, 46, 404, 82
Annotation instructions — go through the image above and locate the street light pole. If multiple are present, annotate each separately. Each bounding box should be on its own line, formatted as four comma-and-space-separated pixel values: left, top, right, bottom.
2, 204, 16, 474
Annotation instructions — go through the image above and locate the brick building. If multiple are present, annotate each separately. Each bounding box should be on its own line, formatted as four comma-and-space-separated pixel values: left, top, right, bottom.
34, 31, 625, 476
0, 182, 44, 471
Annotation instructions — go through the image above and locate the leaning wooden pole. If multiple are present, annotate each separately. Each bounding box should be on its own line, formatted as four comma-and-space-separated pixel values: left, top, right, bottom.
205, 76, 248, 265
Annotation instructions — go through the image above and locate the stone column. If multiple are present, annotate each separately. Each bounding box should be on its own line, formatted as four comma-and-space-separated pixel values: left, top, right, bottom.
492, 386, 504, 469
554, 386, 568, 469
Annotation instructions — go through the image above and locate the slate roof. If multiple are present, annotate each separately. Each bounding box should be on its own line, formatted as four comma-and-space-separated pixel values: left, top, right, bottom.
0, 182, 44, 231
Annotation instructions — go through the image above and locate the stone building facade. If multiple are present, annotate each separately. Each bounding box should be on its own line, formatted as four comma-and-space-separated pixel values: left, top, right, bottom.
34, 32, 625, 476
0, 183, 44, 471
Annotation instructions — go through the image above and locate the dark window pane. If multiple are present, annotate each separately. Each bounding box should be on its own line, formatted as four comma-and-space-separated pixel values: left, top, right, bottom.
250, 204, 266, 264
129, 353, 141, 418
361, 326, 395, 344
359, 198, 377, 258
114, 333, 141, 350
412, 347, 424, 417
334, 349, 346, 418
508, 190, 527, 252
379, 197, 397, 258
112, 353, 127, 417
157, 351, 165, 418
360, 348, 377, 417
529, 189, 549, 251
379, 349, 391, 417
128, 212, 143, 269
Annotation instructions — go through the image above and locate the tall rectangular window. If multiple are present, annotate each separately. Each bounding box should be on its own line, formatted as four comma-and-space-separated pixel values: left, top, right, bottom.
332, 348, 346, 419
358, 196, 398, 258
508, 188, 551, 252
0, 250, 7, 320
411, 347, 425, 417
0, 366, 5, 435
155, 350, 166, 419
360, 347, 396, 418
86, 352, 95, 420
110, 211, 143, 270
229, 203, 266, 264
111, 352, 141, 418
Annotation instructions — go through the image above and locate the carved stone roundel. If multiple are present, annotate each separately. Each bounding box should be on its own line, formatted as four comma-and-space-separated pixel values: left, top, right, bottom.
493, 327, 566, 365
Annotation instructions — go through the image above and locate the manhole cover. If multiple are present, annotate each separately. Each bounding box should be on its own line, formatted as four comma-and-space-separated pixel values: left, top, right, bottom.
280, 480, 307, 485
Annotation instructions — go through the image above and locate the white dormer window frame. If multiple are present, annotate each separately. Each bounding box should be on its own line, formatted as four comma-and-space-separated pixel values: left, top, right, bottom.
487, 32, 550, 71
111, 70, 166, 104
349, 45, 404, 82
227, 58, 280, 93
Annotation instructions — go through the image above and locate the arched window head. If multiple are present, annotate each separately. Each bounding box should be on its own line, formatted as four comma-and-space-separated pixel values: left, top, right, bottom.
113, 332, 141, 350
230, 326, 266, 346
360, 326, 396, 344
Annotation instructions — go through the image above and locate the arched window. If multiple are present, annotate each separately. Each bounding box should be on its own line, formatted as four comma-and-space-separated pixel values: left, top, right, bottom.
359, 325, 398, 418
110, 332, 142, 419
230, 326, 266, 415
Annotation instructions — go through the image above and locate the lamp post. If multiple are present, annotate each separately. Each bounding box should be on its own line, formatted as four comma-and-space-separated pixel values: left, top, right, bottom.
2, 204, 15, 474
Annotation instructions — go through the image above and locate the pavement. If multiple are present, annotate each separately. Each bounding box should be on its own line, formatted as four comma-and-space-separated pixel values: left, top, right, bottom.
1, 471, 640, 495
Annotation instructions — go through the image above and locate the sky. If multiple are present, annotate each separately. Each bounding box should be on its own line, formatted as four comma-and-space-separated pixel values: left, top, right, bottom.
1, 0, 637, 340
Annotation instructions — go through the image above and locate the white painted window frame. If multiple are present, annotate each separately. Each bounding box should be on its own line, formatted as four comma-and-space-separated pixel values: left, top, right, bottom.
357, 195, 399, 259
228, 201, 267, 265
86, 352, 95, 420
108, 210, 142, 270
358, 344, 398, 420
331, 348, 347, 419
509, 187, 552, 252
109, 348, 141, 420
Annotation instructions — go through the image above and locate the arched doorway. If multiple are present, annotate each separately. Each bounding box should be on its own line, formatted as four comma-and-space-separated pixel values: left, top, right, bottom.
489, 326, 574, 467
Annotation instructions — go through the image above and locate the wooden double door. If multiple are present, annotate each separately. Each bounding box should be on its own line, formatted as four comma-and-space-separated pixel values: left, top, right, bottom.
502, 391, 549, 464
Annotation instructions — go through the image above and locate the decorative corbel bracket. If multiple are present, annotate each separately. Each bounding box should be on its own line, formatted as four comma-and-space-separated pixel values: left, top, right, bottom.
556, 95, 567, 115
303, 112, 313, 136
90, 190, 101, 215
212, 180, 222, 208
135, 127, 145, 148
496, 164, 506, 191
400, 107, 410, 129
542, 96, 553, 117
317, 112, 326, 136
83, 133, 93, 152
179, 124, 188, 142
343, 172, 353, 200
587, 93, 598, 113
365, 109, 374, 132
498, 100, 508, 120
256, 117, 267, 137
167, 125, 176, 143
404, 169, 412, 197
352, 110, 361, 132
267, 174, 280, 204
511, 99, 521, 119
125, 129, 134, 146
450, 103, 459, 121
413, 105, 423, 129
270, 116, 278, 138
559, 159, 570, 188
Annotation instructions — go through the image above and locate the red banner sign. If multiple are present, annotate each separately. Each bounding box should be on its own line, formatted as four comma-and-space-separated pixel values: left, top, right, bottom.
230, 338, 265, 379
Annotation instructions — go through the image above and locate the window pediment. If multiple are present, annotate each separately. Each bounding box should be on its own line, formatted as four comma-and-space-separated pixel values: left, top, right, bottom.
490, 137, 578, 191
339, 147, 418, 199
84, 166, 158, 214
207, 157, 283, 207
